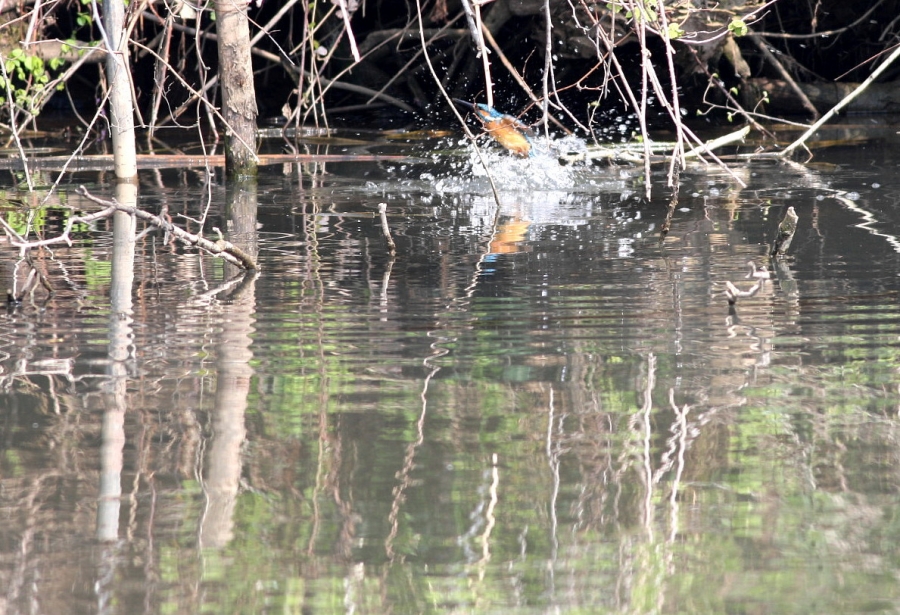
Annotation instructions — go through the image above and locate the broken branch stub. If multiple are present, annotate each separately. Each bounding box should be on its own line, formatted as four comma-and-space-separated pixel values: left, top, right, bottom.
771, 206, 799, 258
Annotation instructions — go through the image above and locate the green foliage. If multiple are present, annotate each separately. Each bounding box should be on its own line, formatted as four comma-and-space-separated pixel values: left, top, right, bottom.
0, 49, 48, 109
667, 21, 685, 39
0, 45, 70, 115
728, 17, 749, 37
75, 0, 93, 28
606, 1, 658, 24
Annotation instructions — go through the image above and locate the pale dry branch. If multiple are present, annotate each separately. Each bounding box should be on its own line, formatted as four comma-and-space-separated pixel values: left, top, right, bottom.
75, 186, 257, 269
461, 0, 493, 107
335, 0, 361, 62
414, 0, 502, 208
779, 43, 900, 158
0, 187, 256, 270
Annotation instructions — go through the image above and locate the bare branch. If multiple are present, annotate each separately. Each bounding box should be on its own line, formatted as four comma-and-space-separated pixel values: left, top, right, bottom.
75, 186, 257, 269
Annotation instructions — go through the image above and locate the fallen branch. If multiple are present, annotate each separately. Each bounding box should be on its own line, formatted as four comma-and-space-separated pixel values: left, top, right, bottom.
75, 186, 257, 269
779, 43, 900, 158
0, 152, 423, 171
1, 187, 257, 270
557, 126, 750, 165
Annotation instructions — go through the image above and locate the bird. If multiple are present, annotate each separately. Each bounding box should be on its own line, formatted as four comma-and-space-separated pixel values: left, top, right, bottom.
453, 99, 535, 157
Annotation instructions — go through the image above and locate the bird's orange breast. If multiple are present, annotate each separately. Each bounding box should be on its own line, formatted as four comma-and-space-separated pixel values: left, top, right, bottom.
483, 119, 533, 157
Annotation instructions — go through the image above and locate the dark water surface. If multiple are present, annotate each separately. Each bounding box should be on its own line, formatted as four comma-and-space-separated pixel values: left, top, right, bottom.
3, 126, 900, 613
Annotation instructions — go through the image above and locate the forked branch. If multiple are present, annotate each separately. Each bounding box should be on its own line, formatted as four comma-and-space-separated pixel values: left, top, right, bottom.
0, 187, 257, 270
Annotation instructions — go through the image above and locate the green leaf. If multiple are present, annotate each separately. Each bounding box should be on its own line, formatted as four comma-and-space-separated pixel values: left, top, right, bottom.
728, 17, 748, 37
667, 22, 685, 39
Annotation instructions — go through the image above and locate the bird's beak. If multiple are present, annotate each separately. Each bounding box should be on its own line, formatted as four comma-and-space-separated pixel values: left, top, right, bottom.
452, 99, 476, 112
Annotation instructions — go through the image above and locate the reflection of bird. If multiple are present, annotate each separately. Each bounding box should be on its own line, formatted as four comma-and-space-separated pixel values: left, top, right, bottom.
746, 261, 770, 280
453, 99, 534, 157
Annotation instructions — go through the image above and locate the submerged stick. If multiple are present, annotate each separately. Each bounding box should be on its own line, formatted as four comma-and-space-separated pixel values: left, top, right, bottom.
377, 202, 396, 255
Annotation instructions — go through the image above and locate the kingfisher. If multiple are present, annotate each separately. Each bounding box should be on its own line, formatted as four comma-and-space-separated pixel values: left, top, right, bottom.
453, 99, 535, 157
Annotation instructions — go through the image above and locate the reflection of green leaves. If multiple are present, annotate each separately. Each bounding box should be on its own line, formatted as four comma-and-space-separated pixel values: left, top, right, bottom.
0, 203, 85, 242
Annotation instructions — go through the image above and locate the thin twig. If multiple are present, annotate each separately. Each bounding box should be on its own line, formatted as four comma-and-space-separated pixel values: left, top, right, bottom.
130, 39, 258, 160
414, 0, 502, 208
479, 24, 573, 134
753, 0, 886, 39
654, 0, 687, 187
749, 34, 819, 118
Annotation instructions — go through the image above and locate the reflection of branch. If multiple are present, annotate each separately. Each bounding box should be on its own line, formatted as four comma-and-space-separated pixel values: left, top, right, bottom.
831, 191, 900, 254
7, 254, 53, 302
0, 201, 117, 248
725, 280, 762, 305
666, 389, 689, 544
385, 366, 435, 559
640, 353, 655, 535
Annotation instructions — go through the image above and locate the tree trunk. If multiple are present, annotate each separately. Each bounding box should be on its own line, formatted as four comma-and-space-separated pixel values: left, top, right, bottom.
214, 0, 258, 178
104, 0, 137, 180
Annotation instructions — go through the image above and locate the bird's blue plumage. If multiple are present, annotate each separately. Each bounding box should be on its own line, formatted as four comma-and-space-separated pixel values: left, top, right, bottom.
453, 99, 536, 157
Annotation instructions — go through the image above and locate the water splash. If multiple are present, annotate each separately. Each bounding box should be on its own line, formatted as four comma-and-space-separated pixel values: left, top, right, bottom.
419, 135, 599, 193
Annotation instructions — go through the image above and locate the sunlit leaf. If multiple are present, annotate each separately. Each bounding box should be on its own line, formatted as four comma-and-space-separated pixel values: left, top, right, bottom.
729, 17, 748, 37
